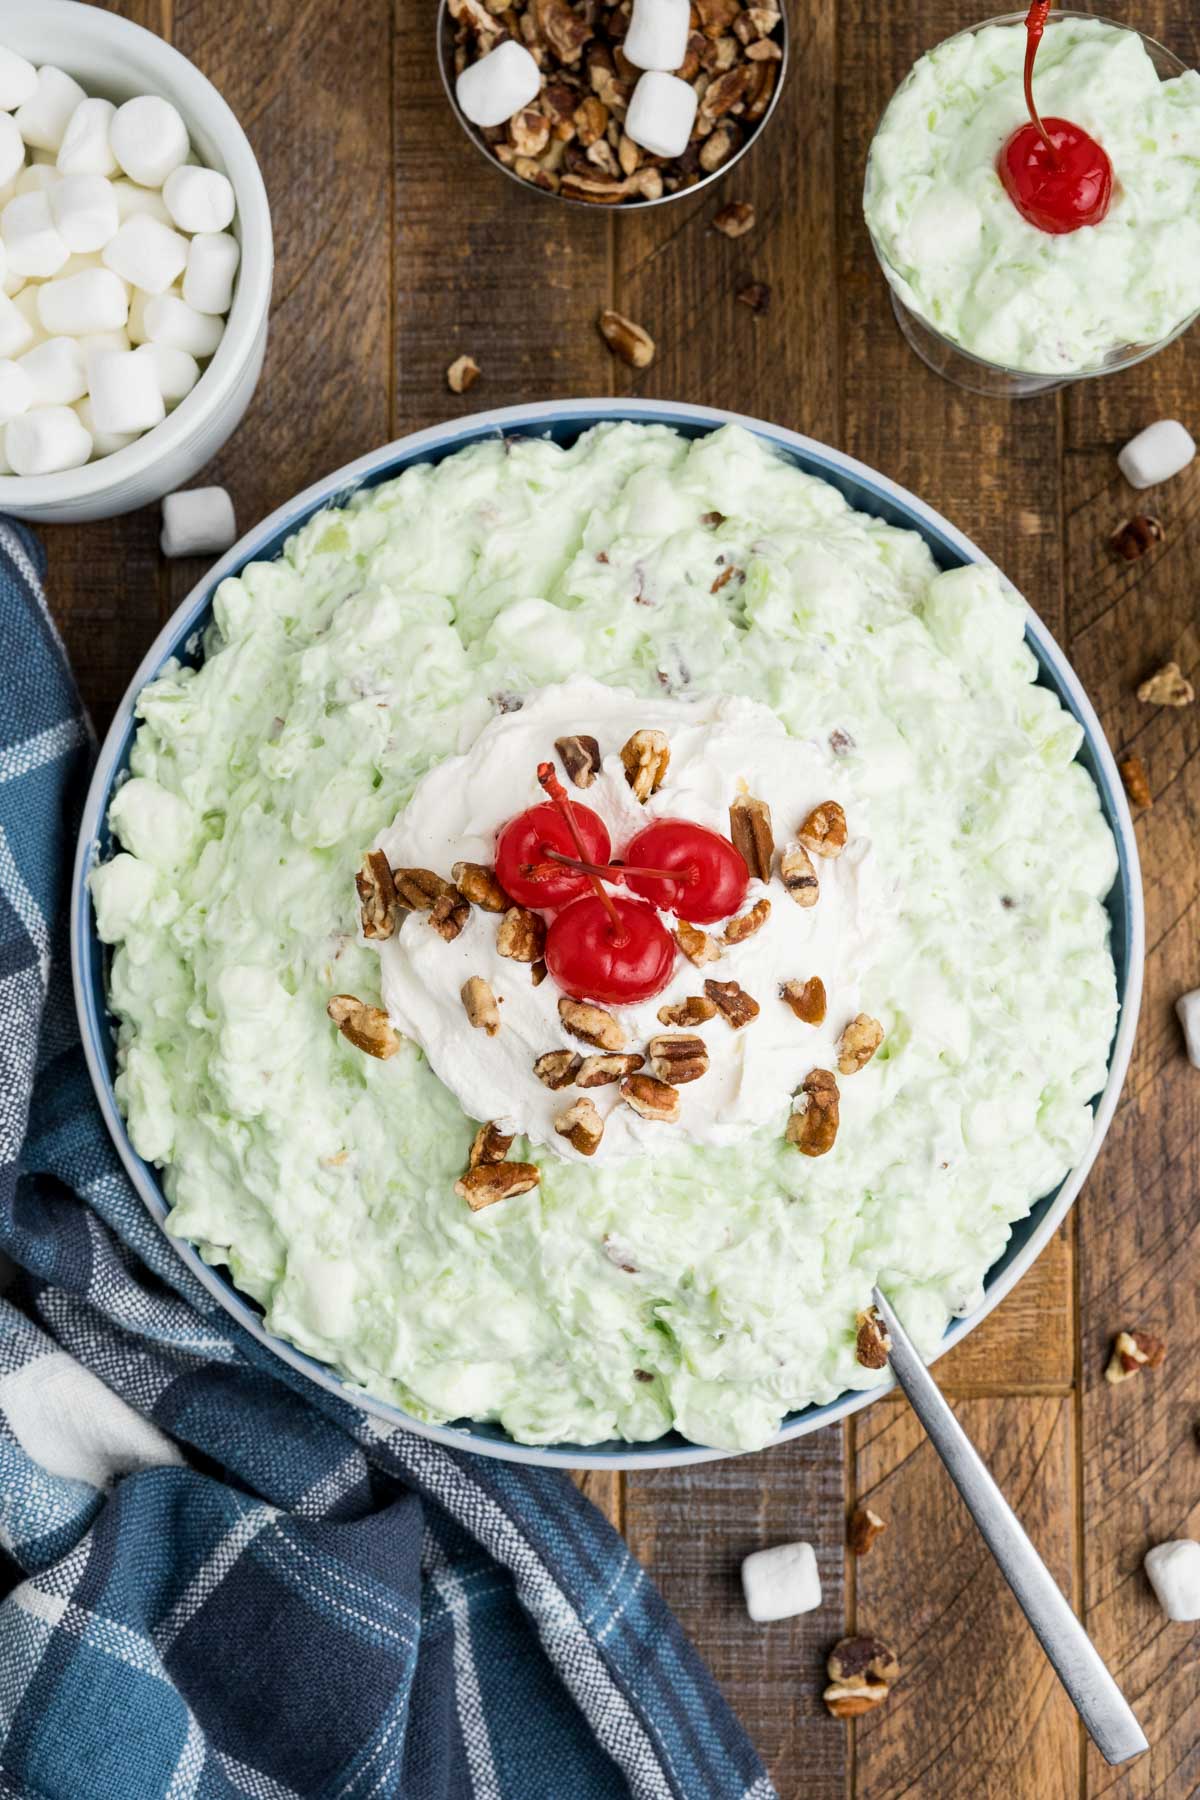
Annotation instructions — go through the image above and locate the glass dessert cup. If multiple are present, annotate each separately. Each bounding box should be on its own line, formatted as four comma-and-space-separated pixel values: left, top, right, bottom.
864, 12, 1198, 398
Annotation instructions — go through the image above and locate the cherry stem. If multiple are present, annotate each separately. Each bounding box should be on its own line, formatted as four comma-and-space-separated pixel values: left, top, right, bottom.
536, 761, 630, 947
1023, 0, 1057, 162
528, 848, 700, 886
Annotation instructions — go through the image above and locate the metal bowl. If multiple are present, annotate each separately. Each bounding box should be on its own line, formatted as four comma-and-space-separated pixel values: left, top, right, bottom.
435, 0, 788, 210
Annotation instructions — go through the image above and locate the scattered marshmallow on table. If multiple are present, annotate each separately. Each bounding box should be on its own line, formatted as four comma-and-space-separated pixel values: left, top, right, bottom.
625, 71, 698, 160
102, 213, 189, 294
741, 1542, 822, 1623
88, 347, 165, 436
56, 97, 118, 178
51, 173, 120, 253
1144, 1540, 1200, 1622
6, 403, 91, 475
1177, 990, 1200, 1069
0, 48, 37, 114
163, 164, 235, 235
183, 231, 239, 316
1118, 420, 1196, 489
160, 485, 236, 558
624, 0, 691, 73
455, 40, 541, 130
14, 67, 87, 155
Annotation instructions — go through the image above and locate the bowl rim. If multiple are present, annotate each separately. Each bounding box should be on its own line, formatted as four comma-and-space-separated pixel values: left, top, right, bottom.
0, 0, 274, 503
71, 396, 1145, 1470
434, 0, 788, 212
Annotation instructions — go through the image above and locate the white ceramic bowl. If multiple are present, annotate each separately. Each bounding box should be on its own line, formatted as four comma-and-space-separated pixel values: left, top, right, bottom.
73, 400, 1144, 1470
0, 0, 273, 522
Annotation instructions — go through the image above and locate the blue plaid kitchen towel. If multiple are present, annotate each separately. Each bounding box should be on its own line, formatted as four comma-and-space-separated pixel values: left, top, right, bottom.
0, 519, 775, 1800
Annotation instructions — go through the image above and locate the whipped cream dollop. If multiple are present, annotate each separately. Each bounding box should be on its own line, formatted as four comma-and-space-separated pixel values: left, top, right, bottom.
370, 679, 884, 1163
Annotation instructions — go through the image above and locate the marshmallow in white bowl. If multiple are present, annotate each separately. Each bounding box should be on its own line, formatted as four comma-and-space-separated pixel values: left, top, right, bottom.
18, 336, 86, 406
0, 47, 38, 114
14, 67, 87, 155
0, 114, 24, 190
110, 96, 190, 190
0, 291, 33, 359
160, 484, 236, 558
163, 164, 235, 235
57, 98, 119, 178
134, 341, 199, 407
2, 191, 68, 279
36, 268, 128, 337
102, 214, 189, 294
1177, 989, 1200, 1069
624, 0, 691, 73
455, 40, 541, 130
143, 292, 224, 358
0, 357, 33, 424
51, 175, 120, 254
625, 71, 697, 160
1118, 420, 1196, 490
113, 180, 173, 227
6, 403, 92, 476
1144, 1540, 1200, 1622
183, 231, 239, 315
741, 1541, 822, 1623
74, 394, 136, 459
88, 348, 166, 437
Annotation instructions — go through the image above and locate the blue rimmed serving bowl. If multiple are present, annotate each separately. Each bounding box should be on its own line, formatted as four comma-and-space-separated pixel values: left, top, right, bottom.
72, 399, 1144, 1470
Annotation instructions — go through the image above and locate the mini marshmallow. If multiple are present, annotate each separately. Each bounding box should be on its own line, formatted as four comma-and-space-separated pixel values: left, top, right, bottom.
88, 347, 166, 436
0, 47, 38, 114
14, 164, 60, 196
1144, 1540, 1200, 1622
0, 357, 33, 424
12, 287, 46, 349
183, 231, 239, 315
56, 96, 119, 177
741, 1542, 822, 1623
37, 268, 129, 337
1177, 989, 1200, 1069
50, 175, 120, 254
74, 394, 135, 458
162, 164, 235, 235
18, 336, 87, 406
0, 113, 23, 188
160, 485, 237, 558
126, 285, 157, 346
1118, 420, 1196, 490
143, 292, 224, 358
110, 95, 190, 189
81, 328, 131, 390
2, 191, 69, 278
624, 0, 691, 72
5, 403, 91, 475
134, 340, 198, 407
102, 214, 188, 295
14, 67, 87, 154
625, 70, 698, 160
112, 180, 173, 226
0, 290, 32, 359
455, 40, 541, 130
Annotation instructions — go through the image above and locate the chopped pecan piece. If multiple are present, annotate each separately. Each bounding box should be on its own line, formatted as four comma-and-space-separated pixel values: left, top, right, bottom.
780, 976, 827, 1025
785, 1068, 839, 1156
699, 123, 739, 172
704, 977, 760, 1028
657, 993, 719, 1027
555, 1096, 604, 1155
780, 841, 819, 907
534, 1048, 582, 1089
798, 799, 848, 859
1104, 1328, 1167, 1384
469, 1119, 515, 1167
745, 36, 782, 58
699, 63, 753, 127
535, 0, 592, 60
555, 732, 602, 787
327, 994, 399, 1060
823, 1634, 899, 1716
710, 562, 741, 594
509, 106, 551, 156
356, 849, 399, 940
455, 1162, 541, 1210
452, 860, 511, 911
446, 354, 481, 395
530, 958, 548, 986
620, 728, 670, 801
723, 897, 770, 944
598, 308, 655, 367
712, 199, 756, 237
855, 1306, 892, 1370
1119, 755, 1152, 810
728, 792, 773, 882
847, 1505, 887, 1557
620, 1072, 681, 1122
736, 280, 771, 314
647, 1033, 709, 1084
558, 996, 628, 1050
675, 921, 721, 966
1138, 661, 1194, 707
577, 1051, 645, 1087
694, 0, 739, 35
429, 888, 470, 941
461, 976, 501, 1036
823, 1680, 889, 1720
497, 906, 546, 962
1110, 514, 1163, 560
394, 867, 454, 911
838, 1013, 883, 1075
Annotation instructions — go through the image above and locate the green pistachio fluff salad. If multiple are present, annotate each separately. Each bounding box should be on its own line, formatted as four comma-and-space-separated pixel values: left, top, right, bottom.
92, 422, 1119, 1451
864, 17, 1200, 374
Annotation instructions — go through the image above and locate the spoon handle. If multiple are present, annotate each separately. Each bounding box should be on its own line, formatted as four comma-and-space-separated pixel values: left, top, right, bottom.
870, 1287, 1148, 1766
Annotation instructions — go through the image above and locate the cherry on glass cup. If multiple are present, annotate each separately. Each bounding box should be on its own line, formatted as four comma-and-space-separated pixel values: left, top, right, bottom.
862, 10, 1200, 398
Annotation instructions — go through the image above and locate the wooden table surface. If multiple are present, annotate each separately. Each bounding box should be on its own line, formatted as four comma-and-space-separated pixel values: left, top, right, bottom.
52, 2, 1199, 1794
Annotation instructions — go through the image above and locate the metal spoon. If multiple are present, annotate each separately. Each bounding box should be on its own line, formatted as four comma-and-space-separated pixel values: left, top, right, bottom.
871, 1286, 1148, 1766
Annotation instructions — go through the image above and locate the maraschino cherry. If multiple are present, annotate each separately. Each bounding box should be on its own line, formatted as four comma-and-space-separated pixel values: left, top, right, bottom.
621, 819, 749, 924
496, 794, 611, 908
998, 0, 1112, 235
